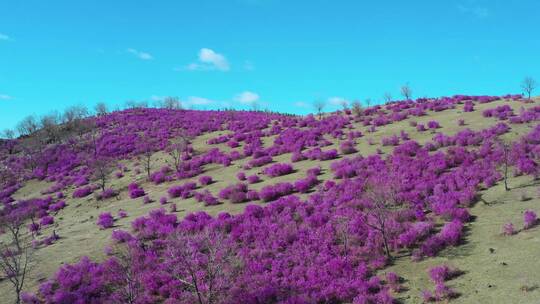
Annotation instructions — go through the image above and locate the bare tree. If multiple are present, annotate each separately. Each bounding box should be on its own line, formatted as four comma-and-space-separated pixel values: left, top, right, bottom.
250, 100, 260, 112
16, 116, 38, 137
167, 136, 189, 172
496, 138, 512, 191
138, 100, 149, 108
162, 97, 182, 110
365, 98, 372, 108
0, 210, 33, 304
94, 102, 108, 116
400, 84, 412, 100
40, 112, 61, 143
124, 100, 139, 110
125, 100, 148, 109
313, 100, 325, 119
19, 136, 46, 172
383, 92, 393, 103
334, 216, 351, 263
362, 179, 403, 259
165, 229, 240, 304
351, 100, 363, 117
1, 129, 15, 140
75, 119, 96, 139
521, 77, 537, 100
62, 105, 89, 134
107, 243, 143, 304
339, 100, 349, 112
0, 162, 16, 187
62, 105, 88, 125
91, 157, 115, 192
137, 134, 158, 180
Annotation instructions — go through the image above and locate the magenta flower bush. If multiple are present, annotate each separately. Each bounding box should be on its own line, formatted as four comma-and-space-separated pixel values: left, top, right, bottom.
339, 140, 357, 154
198, 175, 213, 186
294, 175, 319, 193
262, 163, 294, 177
483, 105, 514, 120
48, 200, 66, 212
524, 210, 537, 229
244, 155, 273, 169
381, 135, 400, 146
236, 172, 246, 181
463, 101, 474, 112
73, 186, 93, 198
291, 151, 306, 162
96, 212, 114, 229
40, 215, 54, 226
259, 182, 294, 202
502, 222, 515, 236
423, 265, 461, 302
427, 120, 441, 129
128, 183, 145, 199
219, 183, 249, 203
194, 190, 220, 206
167, 182, 196, 199
96, 188, 118, 200
246, 174, 260, 184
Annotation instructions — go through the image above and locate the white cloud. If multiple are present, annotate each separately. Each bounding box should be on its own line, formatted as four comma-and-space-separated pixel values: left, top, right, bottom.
294, 101, 309, 108
150, 95, 165, 101
457, 4, 489, 18
183, 48, 230, 71
127, 48, 154, 60
234, 91, 259, 104
328, 96, 349, 106
185, 96, 216, 106
0, 94, 13, 100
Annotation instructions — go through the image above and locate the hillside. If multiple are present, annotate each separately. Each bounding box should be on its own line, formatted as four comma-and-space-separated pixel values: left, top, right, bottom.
2, 95, 540, 303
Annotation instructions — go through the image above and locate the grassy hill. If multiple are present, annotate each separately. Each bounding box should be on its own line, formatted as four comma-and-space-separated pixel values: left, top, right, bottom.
2, 95, 540, 303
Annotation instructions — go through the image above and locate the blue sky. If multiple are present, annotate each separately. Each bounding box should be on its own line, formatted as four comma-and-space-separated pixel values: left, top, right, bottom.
1, 0, 539, 131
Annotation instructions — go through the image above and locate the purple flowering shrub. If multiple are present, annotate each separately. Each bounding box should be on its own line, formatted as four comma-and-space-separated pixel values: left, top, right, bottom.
219, 183, 249, 203
483, 105, 514, 120
193, 190, 220, 206
95, 188, 118, 200
262, 163, 294, 177
73, 186, 94, 198
96, 212, 115, 229
40, 216, 54, 226
168, 182, 197, 199
294, 175, 319, 193
339, 140, 358, 154
502, 222, 515, 235
259, 182, 294, 202
128, 183, 145, 199
236, 172, 246, 181
381, 135, 400, 146
198, 175, 213, 186
246, 175, 260, 184
427, 120, 441, 129
523, 210, 537, 229
422, 265, 461, 302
